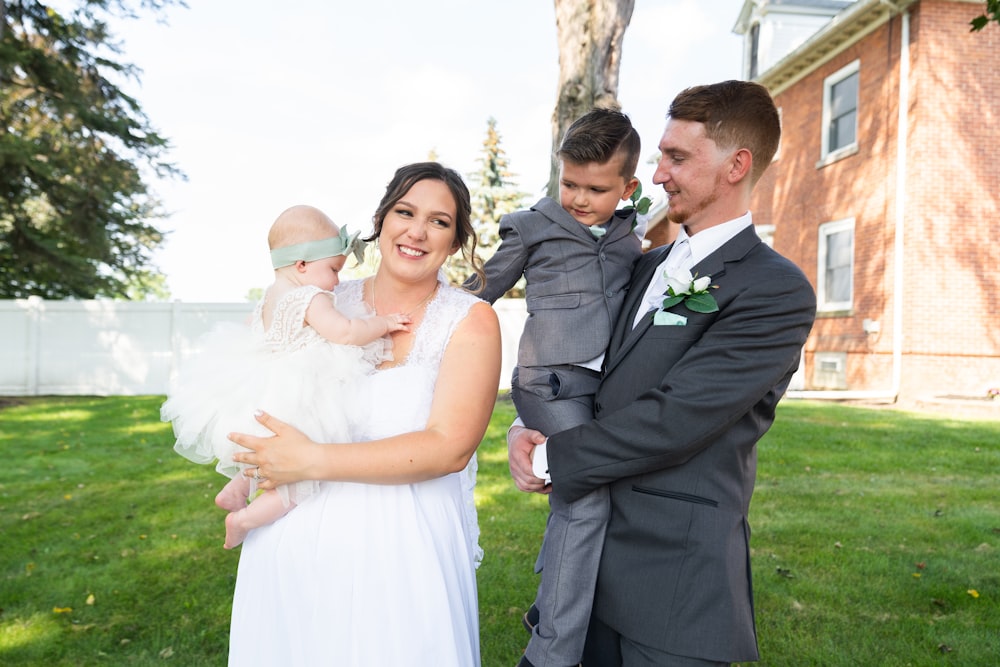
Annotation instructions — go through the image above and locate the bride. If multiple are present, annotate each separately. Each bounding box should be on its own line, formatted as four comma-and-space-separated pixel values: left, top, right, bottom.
226, 162, 501, 666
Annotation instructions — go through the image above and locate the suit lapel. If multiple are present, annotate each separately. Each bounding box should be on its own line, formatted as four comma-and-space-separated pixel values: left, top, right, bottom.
607, 244, 671, 363
604, 226, 762, 375
536, 198, 639, 245
603, 208, 637, 245
693, 225, 760, 279
534, 197, 594, 242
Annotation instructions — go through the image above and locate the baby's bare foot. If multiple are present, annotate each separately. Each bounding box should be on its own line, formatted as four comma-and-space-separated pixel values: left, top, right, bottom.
223, 511, 250, 549
216, 485, 248, 512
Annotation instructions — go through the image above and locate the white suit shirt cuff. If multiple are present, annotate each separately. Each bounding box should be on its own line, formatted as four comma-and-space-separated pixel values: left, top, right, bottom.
509, 417, 551, 483
532, 441, 550, 483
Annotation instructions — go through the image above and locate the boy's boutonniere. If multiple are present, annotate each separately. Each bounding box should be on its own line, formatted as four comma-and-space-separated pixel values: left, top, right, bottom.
623, 183, 652, 232
625, 182, 652, 215
661, 268, 719, 313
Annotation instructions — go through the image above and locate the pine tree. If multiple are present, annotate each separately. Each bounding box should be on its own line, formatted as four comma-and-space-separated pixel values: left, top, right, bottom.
445, 117, 526, 293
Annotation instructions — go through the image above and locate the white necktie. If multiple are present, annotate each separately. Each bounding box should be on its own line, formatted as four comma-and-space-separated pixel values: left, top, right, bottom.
633, 239, 692, 329
664, 238, 692, 274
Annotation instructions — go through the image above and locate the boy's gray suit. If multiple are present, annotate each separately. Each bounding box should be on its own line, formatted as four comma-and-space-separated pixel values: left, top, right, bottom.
546, 226, 817, 664
470, 195, 641, 666
475, 196, 641, 368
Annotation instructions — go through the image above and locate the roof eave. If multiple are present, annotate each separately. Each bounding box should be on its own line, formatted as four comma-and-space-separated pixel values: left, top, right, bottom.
755, 0, 920, 95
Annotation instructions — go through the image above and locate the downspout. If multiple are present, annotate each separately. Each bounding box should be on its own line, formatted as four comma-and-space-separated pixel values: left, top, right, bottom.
889, 9, 909, 399
788, 9, 909, 402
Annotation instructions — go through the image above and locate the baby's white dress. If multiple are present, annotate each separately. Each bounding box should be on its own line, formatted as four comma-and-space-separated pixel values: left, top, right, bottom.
228, 278, 483, 667
161, 284, 386, 507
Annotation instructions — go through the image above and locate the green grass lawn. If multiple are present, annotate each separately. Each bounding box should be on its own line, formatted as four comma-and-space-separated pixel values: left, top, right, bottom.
1, 396, 997, 666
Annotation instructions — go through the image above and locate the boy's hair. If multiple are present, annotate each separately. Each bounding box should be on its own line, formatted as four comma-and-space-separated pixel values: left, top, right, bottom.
668, 80, 781, 185
557, 107, 642, 180
268, 205, 338, 251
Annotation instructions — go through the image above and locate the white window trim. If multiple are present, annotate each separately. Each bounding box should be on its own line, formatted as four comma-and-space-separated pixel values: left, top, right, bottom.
820, 59, 860, 163
817, 217, 854, 313
774, 106, 783, 162
755, 224, 775, 248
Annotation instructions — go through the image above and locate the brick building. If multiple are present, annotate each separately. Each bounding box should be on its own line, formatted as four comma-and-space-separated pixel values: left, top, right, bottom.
731, 0, 1000, 402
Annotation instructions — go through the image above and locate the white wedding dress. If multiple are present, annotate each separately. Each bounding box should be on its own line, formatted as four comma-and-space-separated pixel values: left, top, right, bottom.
228, 278, 483, 667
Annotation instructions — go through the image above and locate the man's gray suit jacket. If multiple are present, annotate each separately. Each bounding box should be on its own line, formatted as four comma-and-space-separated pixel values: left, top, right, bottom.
472, 196, 641, 367
546, 225, 817, 663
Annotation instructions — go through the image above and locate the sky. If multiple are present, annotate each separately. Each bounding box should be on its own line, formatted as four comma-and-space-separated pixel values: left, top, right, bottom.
113, 0, 748, 302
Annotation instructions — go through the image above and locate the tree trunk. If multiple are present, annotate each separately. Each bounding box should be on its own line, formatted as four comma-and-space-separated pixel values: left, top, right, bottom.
547, 0, 635, 197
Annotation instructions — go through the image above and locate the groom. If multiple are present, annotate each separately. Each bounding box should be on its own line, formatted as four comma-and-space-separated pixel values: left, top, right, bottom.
509, 80, 817, 666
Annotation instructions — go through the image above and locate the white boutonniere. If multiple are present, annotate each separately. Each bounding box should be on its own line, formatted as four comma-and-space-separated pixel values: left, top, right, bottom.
660, 268, 719, 313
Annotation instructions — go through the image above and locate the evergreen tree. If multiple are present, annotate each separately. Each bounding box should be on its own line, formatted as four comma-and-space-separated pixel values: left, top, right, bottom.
0, 0, 182, 300
445, 117, 526, 293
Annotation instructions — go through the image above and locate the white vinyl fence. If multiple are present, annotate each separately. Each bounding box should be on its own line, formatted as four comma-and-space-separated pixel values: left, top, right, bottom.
0, 297, 528, 396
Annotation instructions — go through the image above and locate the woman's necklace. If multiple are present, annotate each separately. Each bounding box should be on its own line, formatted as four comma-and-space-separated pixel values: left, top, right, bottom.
369, 274, 439, 318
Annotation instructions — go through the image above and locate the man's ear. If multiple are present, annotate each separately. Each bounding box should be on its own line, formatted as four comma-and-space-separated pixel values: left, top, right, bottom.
728, 148, 753, 184
621, 177, 640, 201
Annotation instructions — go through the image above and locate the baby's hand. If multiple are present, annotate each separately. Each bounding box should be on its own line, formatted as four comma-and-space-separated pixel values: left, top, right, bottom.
385, 312, 412, 333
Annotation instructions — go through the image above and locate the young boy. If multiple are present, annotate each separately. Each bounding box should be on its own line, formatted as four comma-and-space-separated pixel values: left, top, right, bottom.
466, 107, 644, 667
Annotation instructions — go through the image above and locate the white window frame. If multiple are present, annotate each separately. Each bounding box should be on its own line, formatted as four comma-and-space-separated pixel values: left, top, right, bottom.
817, 218, 854, 313
820, 60, 860, 162
755, 224, 775, 249
774, 106, 783, 162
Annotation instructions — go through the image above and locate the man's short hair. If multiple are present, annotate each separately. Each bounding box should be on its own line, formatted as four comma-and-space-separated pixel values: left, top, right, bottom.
669, 80, 781, 184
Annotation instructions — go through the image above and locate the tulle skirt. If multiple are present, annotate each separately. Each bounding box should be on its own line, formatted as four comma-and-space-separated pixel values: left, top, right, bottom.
161, 322, 370, 506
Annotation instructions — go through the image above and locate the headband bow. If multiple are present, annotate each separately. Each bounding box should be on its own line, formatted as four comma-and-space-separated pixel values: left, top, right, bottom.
270, 226, 366, 269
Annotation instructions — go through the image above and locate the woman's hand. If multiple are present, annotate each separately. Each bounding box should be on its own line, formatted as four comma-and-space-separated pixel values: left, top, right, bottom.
229, 410, 322, 490
508, 424, 550, 494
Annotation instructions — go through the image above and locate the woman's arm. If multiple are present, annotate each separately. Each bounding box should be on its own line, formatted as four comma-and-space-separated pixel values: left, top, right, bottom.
231, 301, 501, 487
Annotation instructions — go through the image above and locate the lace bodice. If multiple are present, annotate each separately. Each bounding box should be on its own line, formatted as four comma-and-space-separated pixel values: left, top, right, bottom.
341, 279, 476, 367
251, 285, 328, 351
252, 284, 389, 365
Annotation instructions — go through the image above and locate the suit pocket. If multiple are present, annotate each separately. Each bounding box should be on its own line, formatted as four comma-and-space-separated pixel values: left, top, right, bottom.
632, 485, 719, 508
643, 321, 707, 341
527, 293, 581, 310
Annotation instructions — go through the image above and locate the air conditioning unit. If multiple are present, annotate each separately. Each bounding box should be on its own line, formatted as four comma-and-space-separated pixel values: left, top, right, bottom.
812, 351, 847, 389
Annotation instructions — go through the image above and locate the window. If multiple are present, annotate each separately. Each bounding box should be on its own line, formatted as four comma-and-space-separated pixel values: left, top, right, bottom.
755, 224, 775, 249
817, 218, 854, 312
821, 60, 859, 160
812, 352, 847, 389
774, 106, 783, 161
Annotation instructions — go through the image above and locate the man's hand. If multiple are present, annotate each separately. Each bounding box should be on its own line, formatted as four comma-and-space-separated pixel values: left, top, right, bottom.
507, 424, 551, 494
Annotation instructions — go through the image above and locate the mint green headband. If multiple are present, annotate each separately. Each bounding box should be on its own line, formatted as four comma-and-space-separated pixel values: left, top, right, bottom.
270, 227, 365, 268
